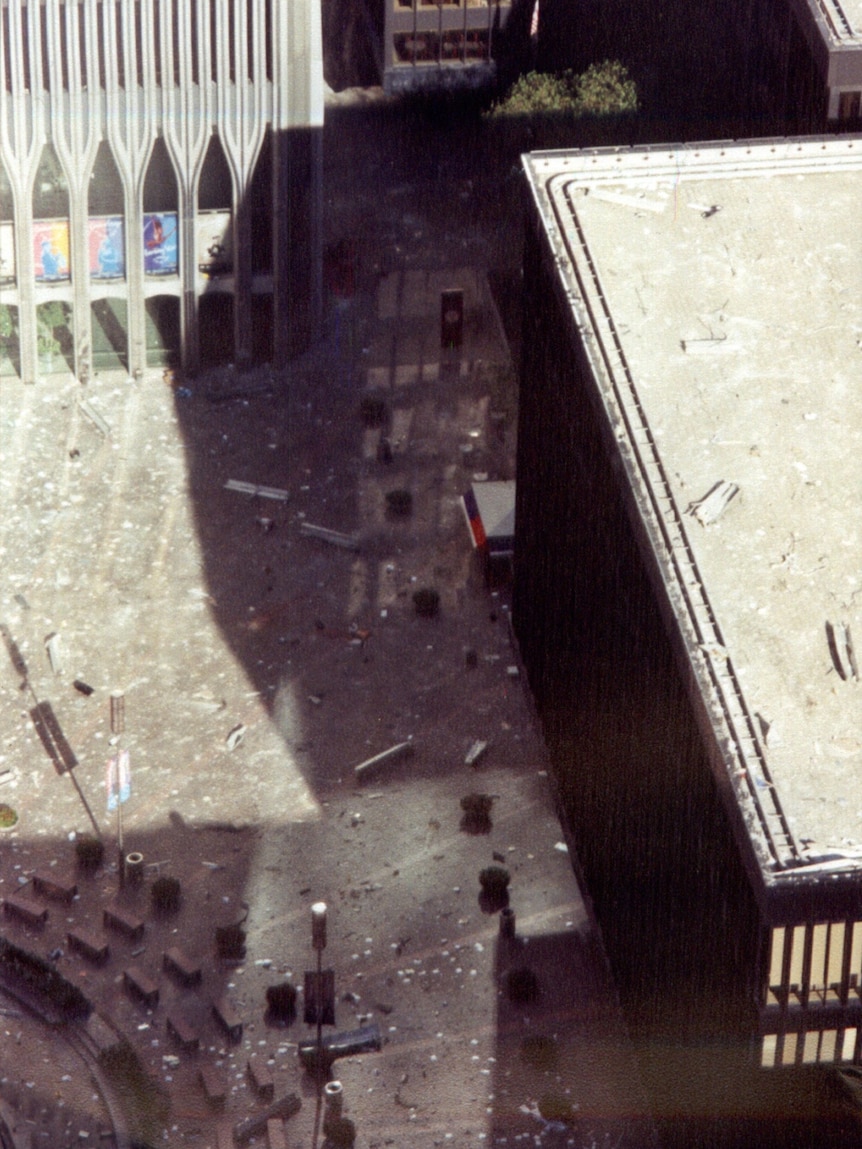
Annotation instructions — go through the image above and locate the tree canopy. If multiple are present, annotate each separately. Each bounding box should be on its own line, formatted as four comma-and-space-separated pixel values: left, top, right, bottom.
488, 61, 637, 119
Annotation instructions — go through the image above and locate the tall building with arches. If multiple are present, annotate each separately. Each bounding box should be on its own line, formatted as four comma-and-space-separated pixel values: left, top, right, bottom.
0, 0, 324, 383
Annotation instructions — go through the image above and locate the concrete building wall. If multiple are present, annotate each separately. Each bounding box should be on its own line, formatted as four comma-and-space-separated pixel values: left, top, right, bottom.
0, 0, 324, 383
382, 0, 513, 95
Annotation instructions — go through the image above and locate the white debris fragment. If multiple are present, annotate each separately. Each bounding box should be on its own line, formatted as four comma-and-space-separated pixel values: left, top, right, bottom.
464, 740, 489, 767
44, 632, 63, 675
686, 479, 739, 525
226, 724, 247, 751
224, 479, 289, 501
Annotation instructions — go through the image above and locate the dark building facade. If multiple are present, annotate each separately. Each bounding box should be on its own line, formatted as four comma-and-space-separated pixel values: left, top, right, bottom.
0, 0, 324, 384
515, 137, 862, 1145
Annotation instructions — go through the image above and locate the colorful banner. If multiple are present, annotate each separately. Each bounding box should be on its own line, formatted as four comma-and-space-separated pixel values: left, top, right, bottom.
0, 223, 15, 285
33, 220, 70, 282
89, 216, 125, 279
143, 212, 179, 276
197, 211, 232, 278
106, 749, 131, 812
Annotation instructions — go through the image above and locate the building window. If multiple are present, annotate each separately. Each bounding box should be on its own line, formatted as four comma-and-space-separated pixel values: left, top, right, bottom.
464, 30, 489, 60
442, 31, 465, 61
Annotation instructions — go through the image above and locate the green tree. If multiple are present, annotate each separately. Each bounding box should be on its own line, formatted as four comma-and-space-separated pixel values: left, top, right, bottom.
575, 60, 638, 116
487, 60, 637, 119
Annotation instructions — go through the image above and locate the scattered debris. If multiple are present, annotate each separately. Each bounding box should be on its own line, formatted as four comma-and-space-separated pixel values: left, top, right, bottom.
299, 522, 360, 551
686, 479, 739, 525
78, 398, 111, 437
225, 479, 289, 501
226, 724, 247, 752
44, 632, 63, 675
464, 740, 489, 768
354, 740, 414, 780
826, 620, 858, 681
298, 1023, 382, 1074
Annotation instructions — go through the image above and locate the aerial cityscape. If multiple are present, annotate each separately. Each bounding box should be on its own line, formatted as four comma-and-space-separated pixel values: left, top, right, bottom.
0, 2, 860, 1148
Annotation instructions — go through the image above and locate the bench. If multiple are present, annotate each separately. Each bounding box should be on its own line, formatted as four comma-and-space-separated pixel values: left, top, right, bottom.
247, 1057, 275, 1100
267, 1119, 287, 1149
32, 868, 77, 903
84, 1013, 123, 1058
199, 1063, 228, 1106
67, 928, 110, 965
3, 894, 48, 928
212, 996, 243, 1043
163, 946, 202, 987
166, 1012, 200, 1052
123, 966, 159, 1008
103, 904, 145, 941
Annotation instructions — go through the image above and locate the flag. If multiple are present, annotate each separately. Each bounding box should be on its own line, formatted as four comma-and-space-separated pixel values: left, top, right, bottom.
118, 749, 131, 805
531, 0, 540, 38
107, 750, 131, 812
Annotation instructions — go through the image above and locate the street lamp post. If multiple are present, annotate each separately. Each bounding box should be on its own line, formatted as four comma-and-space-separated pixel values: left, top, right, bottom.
311, 901, 327, 1081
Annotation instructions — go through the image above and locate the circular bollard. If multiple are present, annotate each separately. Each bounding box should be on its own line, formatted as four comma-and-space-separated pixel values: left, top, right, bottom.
125, 851, 145, 885
324, 1079, 344, 1118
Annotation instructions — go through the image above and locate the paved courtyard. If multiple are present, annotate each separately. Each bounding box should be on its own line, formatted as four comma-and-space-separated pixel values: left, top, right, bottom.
0, 103, 657, 1149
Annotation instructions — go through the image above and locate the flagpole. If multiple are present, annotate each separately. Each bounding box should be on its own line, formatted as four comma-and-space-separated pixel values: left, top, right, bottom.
111, 692, 126, 891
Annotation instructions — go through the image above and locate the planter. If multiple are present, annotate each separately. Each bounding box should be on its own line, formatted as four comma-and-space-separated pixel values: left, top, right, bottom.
0, 804, 18, 832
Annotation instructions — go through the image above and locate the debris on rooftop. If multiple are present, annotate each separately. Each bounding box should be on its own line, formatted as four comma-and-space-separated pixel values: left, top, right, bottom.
686, 479, 739, 525
826, 620, 858, 681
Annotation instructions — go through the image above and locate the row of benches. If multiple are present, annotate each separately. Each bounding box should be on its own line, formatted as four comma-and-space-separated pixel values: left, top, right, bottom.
3, 891, 147, 938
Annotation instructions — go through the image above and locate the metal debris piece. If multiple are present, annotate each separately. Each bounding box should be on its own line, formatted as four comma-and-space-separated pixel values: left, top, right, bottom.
354, 741, 414, 779
226, 724, 247, 752
224, 479, 289, 501
297, 1023, 382, 1073
78, 399, 111, 437
464, 740, 489, 768
826, 621, 858, 682
44, 632, 63, 675
686, 480, 739, 525
299, 522, 360, 551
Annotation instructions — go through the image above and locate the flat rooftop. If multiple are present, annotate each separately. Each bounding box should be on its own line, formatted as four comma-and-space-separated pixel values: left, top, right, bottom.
524, 137, 862, 880
805, 0, 862, 44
